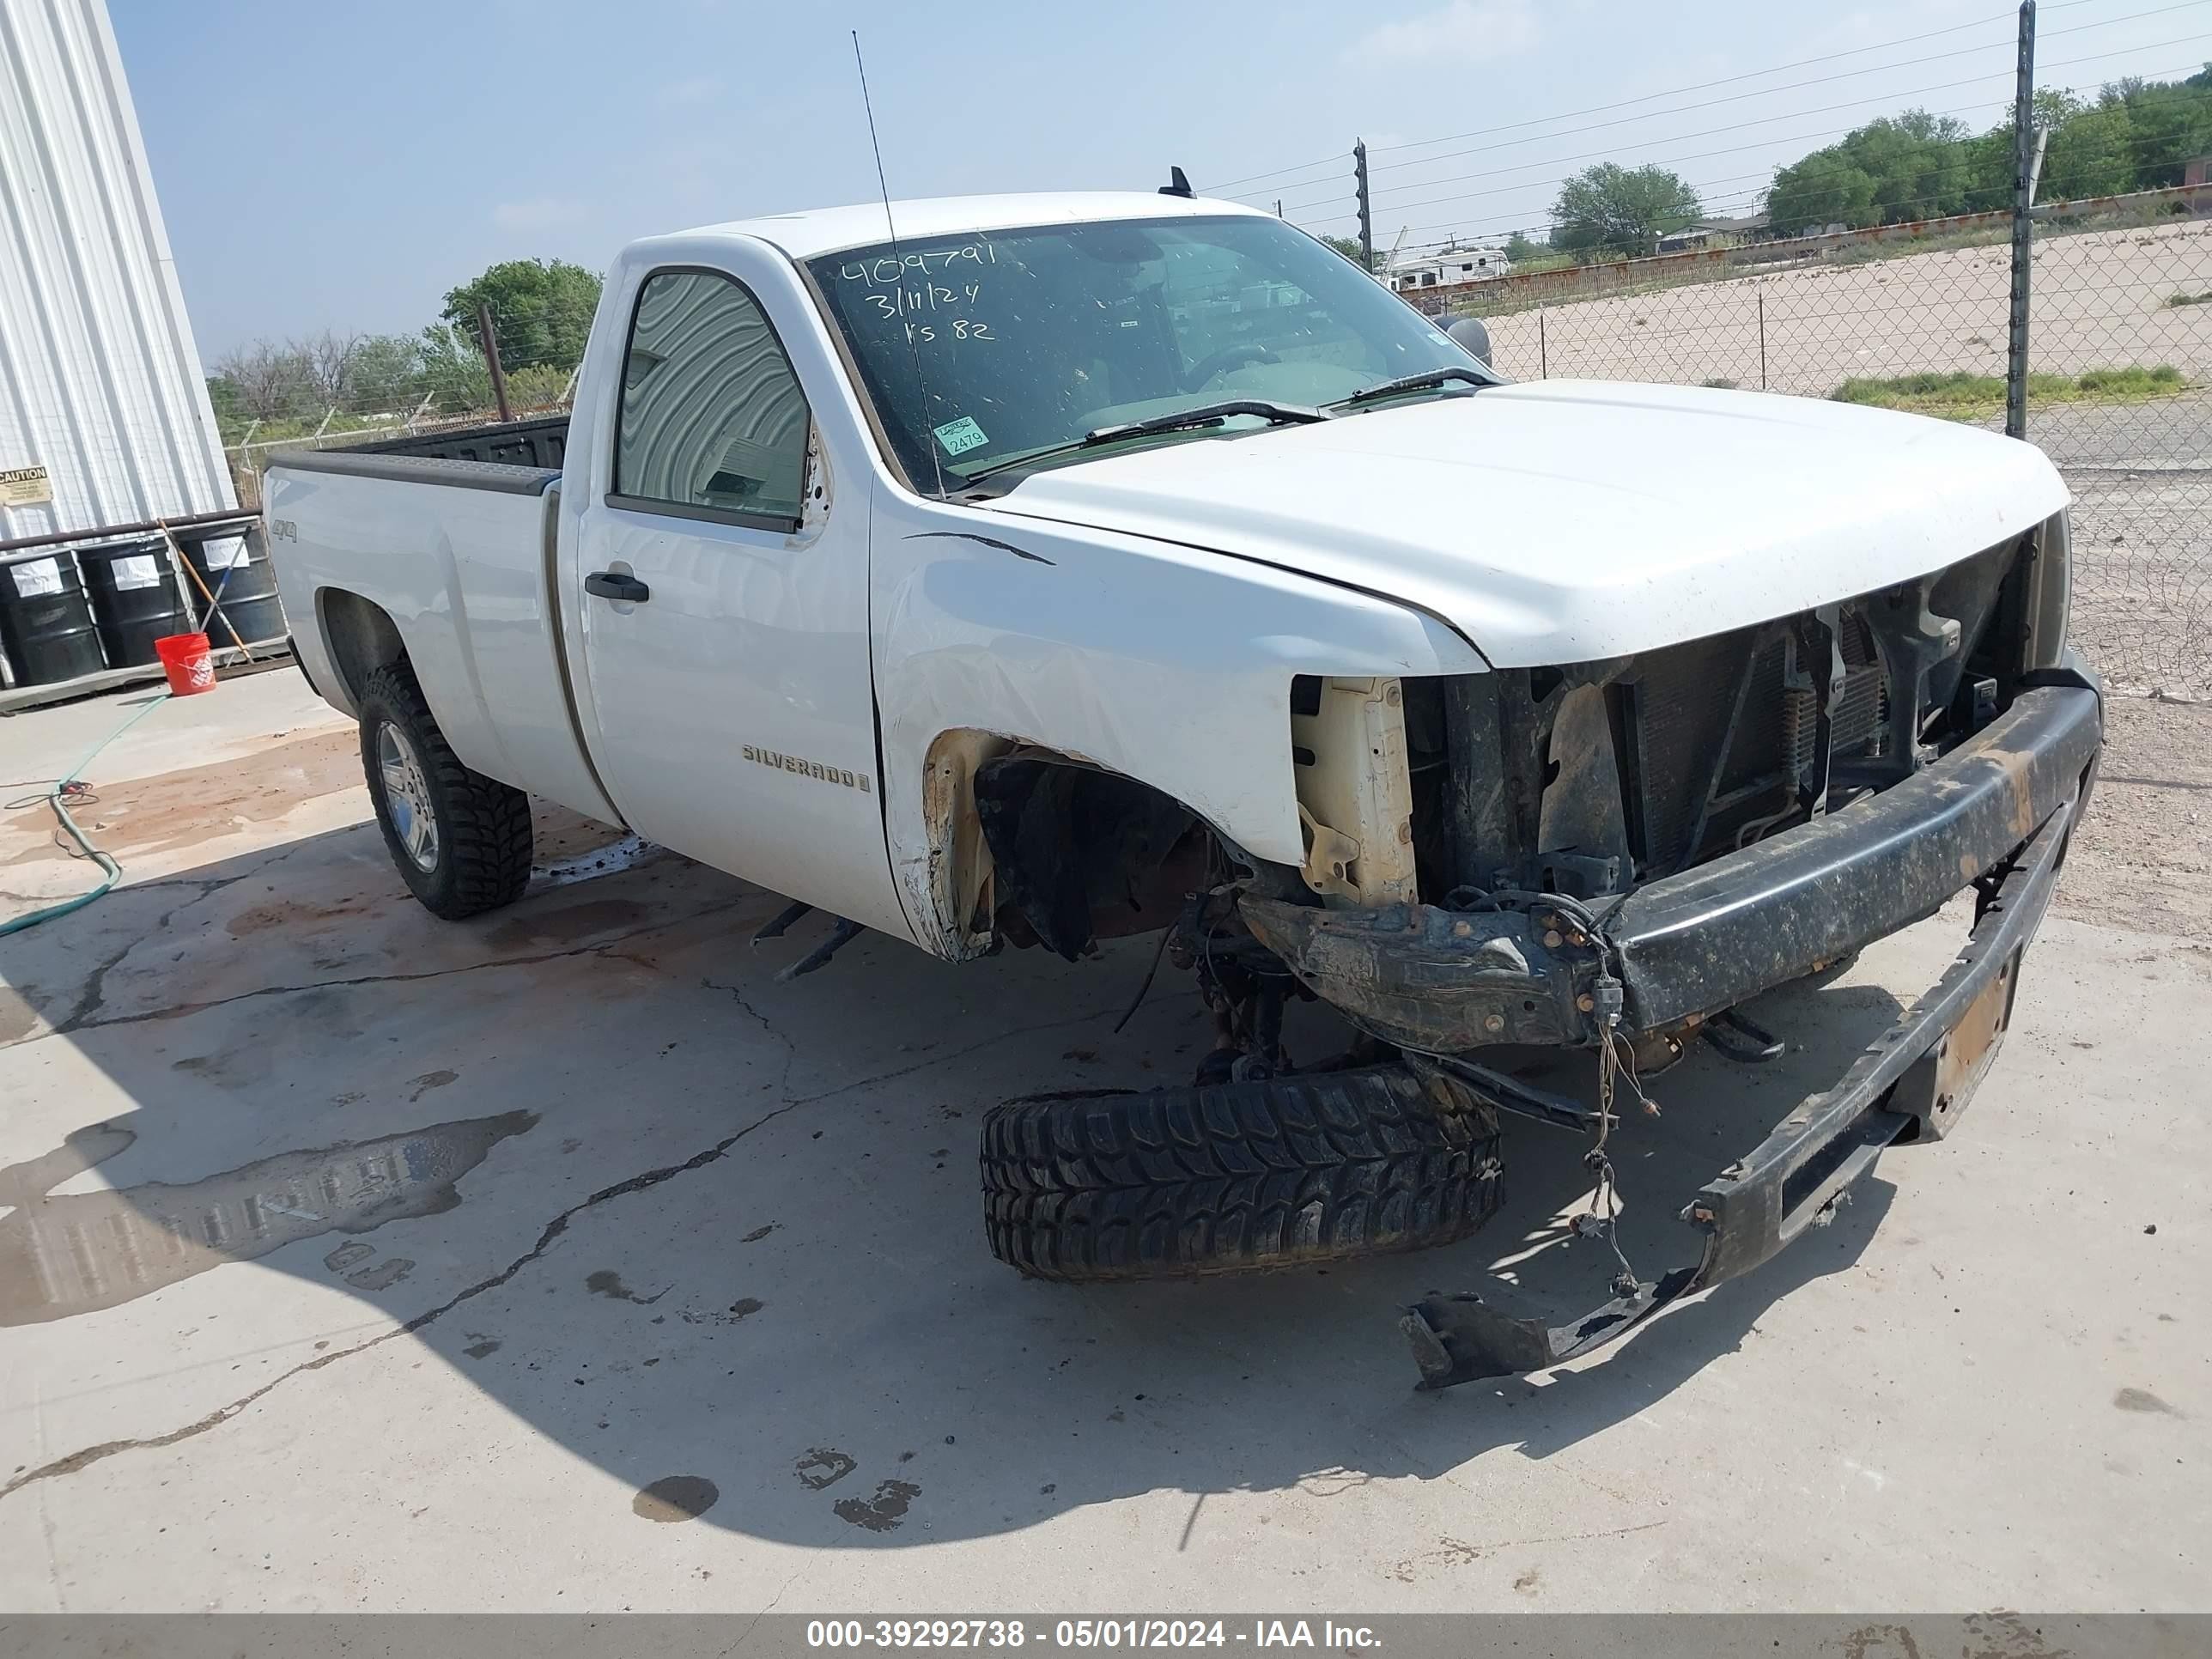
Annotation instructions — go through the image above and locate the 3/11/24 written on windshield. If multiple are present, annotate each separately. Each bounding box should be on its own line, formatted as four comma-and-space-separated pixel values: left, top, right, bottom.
833, 242, 1000, 343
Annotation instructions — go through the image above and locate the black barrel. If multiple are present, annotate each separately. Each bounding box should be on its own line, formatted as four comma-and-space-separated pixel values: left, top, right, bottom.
78, 538, 190, 668
185, 535, 287, 645
0, 552, 107, 687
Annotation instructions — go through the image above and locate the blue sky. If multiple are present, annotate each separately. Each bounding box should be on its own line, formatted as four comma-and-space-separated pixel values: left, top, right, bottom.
111, 0, 2212, 359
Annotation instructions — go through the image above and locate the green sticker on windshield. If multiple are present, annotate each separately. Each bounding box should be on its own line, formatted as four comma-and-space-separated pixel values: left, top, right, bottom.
933, 415, 989, 457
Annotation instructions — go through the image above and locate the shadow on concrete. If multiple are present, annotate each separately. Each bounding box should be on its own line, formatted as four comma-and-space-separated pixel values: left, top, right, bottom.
0, 807, 1917, 1545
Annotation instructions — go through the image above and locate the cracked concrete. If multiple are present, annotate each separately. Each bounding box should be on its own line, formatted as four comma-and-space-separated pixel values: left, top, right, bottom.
1, 672, 2207, 1614
0, 1085, 803, 1502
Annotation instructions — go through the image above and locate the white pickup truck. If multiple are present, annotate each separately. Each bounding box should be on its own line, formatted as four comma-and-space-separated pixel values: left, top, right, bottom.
267, 189, 2102, 1386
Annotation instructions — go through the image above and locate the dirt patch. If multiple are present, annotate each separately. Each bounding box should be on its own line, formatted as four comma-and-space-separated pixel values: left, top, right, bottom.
2055, 695, 2212, 943
226, 895, 374, 937
3, 728, 362, 867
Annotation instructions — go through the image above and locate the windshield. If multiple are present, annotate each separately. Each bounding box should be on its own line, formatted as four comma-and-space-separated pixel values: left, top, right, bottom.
806, 213, 1489, 490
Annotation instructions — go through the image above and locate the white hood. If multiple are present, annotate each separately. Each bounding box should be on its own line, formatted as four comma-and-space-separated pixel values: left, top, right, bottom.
978, 380, 2068, 667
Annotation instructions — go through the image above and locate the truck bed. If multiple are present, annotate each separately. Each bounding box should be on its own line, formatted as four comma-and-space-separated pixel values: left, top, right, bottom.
261, 446, 617, 829
360, 415, 569, 470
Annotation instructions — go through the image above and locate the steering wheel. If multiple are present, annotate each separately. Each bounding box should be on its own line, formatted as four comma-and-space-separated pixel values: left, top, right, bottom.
1182, 341, 1279, 391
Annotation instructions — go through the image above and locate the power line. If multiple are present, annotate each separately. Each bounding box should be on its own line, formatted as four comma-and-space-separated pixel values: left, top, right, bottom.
1273, 38, 2209, 222
1358, 2, 2208, 186
1281, 94, 2016, 219
1364, 0, 2193, 159
1206, 0, 2179, 196
1364, 33, 2210, 206
1375, 121, 2207, 249
1203, 0, 2039, 194
1313, 87, 2208, 249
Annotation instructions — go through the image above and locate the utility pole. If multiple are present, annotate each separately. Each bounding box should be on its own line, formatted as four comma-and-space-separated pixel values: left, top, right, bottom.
477, 301, 514, 424
1354, 139, 1373, 272
2004, 0, 2036, 441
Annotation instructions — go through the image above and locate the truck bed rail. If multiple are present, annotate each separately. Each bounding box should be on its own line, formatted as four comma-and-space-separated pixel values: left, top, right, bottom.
265, 447, 558, 496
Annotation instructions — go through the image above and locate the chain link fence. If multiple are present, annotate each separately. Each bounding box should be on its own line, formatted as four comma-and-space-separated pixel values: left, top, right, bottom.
1425, 196, 2212, 699
218, 374, 576, 512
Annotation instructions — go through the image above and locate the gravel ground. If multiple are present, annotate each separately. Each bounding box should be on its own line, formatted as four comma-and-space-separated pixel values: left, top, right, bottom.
1476, 219, 2212, 394
2060, 690, 2212, 943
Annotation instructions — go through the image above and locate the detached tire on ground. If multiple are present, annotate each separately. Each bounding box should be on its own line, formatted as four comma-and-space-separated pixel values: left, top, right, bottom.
357, 660, 533, 920
981, 1067, 1504, 1281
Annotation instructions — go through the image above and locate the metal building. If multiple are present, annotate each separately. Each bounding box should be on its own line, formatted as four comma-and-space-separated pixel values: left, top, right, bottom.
0, 0, 255, 697
0, 0, 232, 541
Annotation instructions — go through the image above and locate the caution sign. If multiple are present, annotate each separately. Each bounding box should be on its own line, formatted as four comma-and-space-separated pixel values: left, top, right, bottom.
1, 465, 52, 507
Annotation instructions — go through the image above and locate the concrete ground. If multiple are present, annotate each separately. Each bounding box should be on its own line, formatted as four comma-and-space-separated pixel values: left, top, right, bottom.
1, 670, 2206, 1613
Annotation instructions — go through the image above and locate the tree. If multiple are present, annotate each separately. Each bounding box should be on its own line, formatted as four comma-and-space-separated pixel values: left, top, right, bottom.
210, 340, 319, 423
1767, 153, 1879, 234
204, 374, 246, 440
1551, 164, 1700, 259
344, 334, 433, 414
441, 258, 602, 373
1318, 234, 1372, 270
2043, 100, 2136, 201
1503, 232, 1543, 264
416, 322, 493, 412
2105, 71, 2212, 186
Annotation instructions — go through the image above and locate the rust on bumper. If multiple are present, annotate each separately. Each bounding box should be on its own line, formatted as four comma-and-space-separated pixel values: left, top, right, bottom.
1243, 680, 2102, 1052
1242, 670, 2103, 1389
1403, 777, 2080, 1388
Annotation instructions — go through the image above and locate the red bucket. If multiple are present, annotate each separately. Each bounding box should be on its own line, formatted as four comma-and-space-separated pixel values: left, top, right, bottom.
154, 631, 216, 697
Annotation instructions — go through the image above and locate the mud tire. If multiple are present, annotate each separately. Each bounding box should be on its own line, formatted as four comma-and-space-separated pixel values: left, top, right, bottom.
358, 660, 533, 921
981, 1067, 1503, 1280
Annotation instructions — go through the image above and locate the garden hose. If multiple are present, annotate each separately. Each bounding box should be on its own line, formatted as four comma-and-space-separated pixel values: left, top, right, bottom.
0, 690, 171, 938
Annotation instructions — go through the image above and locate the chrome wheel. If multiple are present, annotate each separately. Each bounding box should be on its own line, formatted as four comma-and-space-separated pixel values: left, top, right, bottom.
376, 721, 440, 871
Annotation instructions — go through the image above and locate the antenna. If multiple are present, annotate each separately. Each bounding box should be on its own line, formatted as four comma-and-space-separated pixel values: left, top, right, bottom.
852, 31, 947, 499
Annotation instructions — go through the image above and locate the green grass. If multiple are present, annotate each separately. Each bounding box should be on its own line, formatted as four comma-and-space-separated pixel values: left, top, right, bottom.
1830, 364, 2185, 418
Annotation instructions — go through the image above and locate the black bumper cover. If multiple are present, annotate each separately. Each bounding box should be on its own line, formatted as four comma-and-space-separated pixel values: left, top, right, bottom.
1376, 676, 2105, 1387
1606, 678, 2104, 1031
1245, 680, 2104, 1054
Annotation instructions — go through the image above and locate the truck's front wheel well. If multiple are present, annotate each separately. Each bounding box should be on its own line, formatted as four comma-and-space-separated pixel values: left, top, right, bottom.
318, 589, 407, 709
973, 754, 1210, 962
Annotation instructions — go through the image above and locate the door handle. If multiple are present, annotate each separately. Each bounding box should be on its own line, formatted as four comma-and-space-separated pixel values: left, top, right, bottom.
585, 570, 651, 604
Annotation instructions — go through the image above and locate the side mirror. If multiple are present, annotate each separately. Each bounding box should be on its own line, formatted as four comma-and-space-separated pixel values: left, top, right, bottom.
1444, 315, 1492, 368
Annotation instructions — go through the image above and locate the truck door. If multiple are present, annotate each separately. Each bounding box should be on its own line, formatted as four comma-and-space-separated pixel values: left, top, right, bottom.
569, 263, 912, 943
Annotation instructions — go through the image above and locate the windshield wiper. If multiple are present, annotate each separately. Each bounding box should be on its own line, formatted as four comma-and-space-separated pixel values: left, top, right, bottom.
1331, 366, 1491, 408
962, 399, 1327, 484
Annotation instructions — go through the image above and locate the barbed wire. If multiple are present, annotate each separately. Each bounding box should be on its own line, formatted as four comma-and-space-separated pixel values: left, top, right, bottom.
1351, 114, 2212, 253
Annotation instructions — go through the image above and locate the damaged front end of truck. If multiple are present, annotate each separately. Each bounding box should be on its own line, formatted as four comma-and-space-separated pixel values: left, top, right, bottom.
1266, 516, 2099, 1385
973, 514, 2101, 1388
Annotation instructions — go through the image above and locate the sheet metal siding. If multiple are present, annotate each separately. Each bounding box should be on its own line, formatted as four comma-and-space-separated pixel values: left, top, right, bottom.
0, 0, 233, 550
